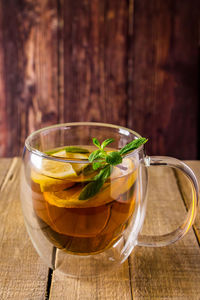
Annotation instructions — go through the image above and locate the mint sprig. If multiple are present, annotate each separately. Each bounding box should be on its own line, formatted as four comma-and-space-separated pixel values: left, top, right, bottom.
79, 164, 111, 200
78, 136, 147, 200
106, 151, 122, 165
101, 138, 115, 149
119, 137, 147, 155
79, 179, 105, 200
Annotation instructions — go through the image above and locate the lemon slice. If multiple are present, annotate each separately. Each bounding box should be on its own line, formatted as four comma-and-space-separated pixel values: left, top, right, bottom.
52, 150, 67, 157
31, 170, 75, 192
52, 150, 89, 161
65, 152, 89, 174
52, 150, 89, 175
31, 156, 77, 192
43, 183, 112, 208
40, 159, 77, 179
43, 158, 137, 208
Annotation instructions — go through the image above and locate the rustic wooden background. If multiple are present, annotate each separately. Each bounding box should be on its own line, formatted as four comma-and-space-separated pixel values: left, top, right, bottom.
0, 0, 199, 159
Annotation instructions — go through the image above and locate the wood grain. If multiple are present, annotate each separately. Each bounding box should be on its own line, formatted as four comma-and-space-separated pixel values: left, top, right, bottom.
0, 3, 8, 157
0, 158, 49, 299
0, 158, 12, 188
128, 0, 199, 159
0, 0, 59, 157
0, 1, 199, 159
129, 165, 200, 299
63, 0, 129, 125
49, 263, 132, 300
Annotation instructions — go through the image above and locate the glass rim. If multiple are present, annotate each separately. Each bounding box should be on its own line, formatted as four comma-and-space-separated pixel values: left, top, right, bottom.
25, 122, 144, 164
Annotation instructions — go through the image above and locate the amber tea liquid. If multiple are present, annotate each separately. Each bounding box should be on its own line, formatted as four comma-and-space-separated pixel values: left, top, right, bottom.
31, 147, 137, 254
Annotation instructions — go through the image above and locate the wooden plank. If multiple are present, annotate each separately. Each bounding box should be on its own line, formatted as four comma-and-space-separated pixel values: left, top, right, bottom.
49, 263, 132, 300
0, 158, 12, 188
0, 4, 8, 157
175, 161, 200, 245
1, 159, 200, 298
129, 165, 200, 299
128, 0, 199, 159
0, 158, 49, 299
63, 0, 129, 126
0, 0, 59, 157
57, 0, 65, 124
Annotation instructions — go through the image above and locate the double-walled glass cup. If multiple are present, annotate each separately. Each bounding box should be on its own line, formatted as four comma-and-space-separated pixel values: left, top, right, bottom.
20, 123, 199, 276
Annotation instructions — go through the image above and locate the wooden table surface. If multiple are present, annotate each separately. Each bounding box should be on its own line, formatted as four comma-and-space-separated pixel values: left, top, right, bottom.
0, 158, 200, 300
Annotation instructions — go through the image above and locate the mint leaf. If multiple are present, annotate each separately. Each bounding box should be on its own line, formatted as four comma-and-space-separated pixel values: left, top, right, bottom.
92, 161, 102, 170
119, 138, 148, 155
106, 151, 122, 165
101, 138, 114, 150
88, 149, 102, 162
79, 165, 111, 200
101, 165, 111, 181
93, 165, 111, 181
92, 138, 101, 149
79, 179, 104, 200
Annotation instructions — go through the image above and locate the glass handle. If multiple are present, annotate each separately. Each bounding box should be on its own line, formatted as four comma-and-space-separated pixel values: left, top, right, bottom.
137, 156, 199, 247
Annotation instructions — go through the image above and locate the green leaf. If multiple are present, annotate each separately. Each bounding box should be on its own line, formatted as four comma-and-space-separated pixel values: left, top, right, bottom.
101, 165, 111, 181
93, 165, 111, 181
64, 146, 89, 153
92, 161, 102, 170
88, 149, 102, 162
106, 151, 122, 165
101, 138, 115, 149
92, 138, 101, 148
119, 138, 148, 155
79, 165, 112, 200
78, 179, 104, 200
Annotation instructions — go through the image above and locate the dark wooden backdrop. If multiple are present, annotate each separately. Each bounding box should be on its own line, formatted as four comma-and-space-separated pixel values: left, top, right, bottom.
0, 0, 199, 159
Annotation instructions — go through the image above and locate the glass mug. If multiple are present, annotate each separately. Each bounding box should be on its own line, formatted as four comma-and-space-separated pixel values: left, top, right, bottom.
20, 122, 199, 277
